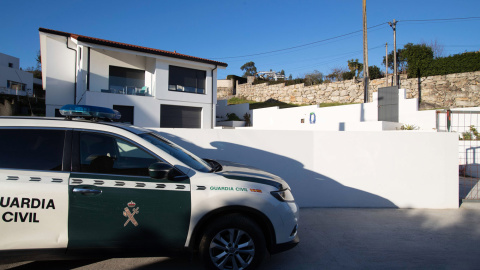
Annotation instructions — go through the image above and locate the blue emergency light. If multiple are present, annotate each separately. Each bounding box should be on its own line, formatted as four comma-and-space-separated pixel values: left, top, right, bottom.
59, 104, 121, 121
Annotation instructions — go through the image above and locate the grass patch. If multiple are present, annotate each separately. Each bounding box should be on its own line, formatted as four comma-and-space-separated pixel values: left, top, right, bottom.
228, 97, 302, 109
227, 97, 357, 110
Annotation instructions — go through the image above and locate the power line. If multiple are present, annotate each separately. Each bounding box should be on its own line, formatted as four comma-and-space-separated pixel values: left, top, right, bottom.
215, 16, 479, 61
210, 22, 387, 60
400, 16, 480, 23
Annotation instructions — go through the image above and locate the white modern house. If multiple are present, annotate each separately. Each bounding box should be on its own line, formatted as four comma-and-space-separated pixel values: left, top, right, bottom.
0, 52, 35, 97
39, 28, 227, 128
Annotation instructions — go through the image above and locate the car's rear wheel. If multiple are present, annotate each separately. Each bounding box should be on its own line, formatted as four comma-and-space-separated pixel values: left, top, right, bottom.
199, 214, 266, 270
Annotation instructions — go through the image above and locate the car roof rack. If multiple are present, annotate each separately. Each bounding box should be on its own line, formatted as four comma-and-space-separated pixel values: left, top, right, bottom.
59, 104, 121, 122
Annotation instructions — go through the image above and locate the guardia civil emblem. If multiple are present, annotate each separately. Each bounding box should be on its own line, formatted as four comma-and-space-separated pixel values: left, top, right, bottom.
123, 201, 139, 227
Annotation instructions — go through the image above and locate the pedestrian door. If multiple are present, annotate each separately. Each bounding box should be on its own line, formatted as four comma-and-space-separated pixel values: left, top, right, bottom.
378, 86, 399, 122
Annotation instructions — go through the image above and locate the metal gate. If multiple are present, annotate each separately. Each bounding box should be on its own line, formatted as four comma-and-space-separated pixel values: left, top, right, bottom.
377, 86, 399, 122
437, 110, 480, 201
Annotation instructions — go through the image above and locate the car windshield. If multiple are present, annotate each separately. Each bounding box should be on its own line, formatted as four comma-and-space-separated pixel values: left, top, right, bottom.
139, 132, 212, 173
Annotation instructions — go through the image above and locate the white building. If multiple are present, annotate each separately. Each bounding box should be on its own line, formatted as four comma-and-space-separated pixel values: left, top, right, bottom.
39, 28, 227, 128
0, 52, 34, 97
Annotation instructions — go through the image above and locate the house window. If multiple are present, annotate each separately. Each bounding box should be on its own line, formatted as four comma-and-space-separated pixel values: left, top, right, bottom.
7, 80, 26, 91
113, 105, 134, 125
168, 66, 206, 94
8, 63, 13, 68
108, 66, 145, 94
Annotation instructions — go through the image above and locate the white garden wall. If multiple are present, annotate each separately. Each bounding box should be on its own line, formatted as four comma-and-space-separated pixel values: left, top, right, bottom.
218, 89, 440, 131
151, 129, 459, 209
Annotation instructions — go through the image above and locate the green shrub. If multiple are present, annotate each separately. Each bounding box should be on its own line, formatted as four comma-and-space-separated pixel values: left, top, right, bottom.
226, 113, 242, 121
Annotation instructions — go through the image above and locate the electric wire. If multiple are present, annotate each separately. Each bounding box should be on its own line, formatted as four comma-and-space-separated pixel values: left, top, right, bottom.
210, 22, 387, 60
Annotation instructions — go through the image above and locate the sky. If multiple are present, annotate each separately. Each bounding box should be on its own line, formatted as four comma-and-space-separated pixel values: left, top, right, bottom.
1, 0, 479, 80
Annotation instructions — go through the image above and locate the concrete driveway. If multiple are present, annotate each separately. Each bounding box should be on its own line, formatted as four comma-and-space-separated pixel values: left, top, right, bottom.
2, 208, 480, 270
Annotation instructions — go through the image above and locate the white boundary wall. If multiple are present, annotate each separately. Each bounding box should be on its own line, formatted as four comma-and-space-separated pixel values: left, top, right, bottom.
218, 89, 443, 131
151, 129, 459, 209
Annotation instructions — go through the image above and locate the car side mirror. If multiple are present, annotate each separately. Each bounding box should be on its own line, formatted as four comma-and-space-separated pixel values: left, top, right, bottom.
149, 162, 174, 180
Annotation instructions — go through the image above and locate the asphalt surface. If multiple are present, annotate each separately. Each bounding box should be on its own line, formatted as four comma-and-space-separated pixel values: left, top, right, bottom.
2, 207, 480, 270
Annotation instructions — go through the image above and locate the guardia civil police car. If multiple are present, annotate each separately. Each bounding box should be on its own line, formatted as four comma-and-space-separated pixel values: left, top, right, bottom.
0, 105, 299, 270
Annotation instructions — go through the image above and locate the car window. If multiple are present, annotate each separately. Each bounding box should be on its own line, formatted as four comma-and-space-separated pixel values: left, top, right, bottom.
139, 132, 212, 173
78, 132, 158, 177
0, 129, 64, 171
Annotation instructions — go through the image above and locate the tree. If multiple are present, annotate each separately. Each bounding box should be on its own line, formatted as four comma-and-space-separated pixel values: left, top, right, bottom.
240, 61, 257, 78
422, 39, 444, 58
368, 65, 383, 80
401, 43, 434, 78
25, 50, 42, 79
342, 70, 356, 80
280, 69, 285, 76
347, 59, 363, 78
288, 74, 293, 80
326, 67, 347, 82
304, 70, 323, 86
383, 49, 407, 74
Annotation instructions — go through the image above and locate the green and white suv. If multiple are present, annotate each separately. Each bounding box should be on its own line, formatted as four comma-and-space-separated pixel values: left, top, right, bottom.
0, 106, 299, 270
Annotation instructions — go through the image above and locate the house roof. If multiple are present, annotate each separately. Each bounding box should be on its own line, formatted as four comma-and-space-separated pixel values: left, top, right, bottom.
39, 28, 228, 68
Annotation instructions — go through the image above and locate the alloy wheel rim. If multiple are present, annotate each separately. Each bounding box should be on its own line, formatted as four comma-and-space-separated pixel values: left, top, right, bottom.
209, 228, 255, 270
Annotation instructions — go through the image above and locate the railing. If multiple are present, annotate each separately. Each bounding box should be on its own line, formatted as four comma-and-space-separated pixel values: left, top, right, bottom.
437, 110, 480, 201
0, 87, 34, 97
97, 86, 151, 97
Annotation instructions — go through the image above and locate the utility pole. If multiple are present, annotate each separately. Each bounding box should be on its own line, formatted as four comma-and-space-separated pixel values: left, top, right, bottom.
385, 43, 388, 86
363, 0, 369, 102
388, 19, 397, 86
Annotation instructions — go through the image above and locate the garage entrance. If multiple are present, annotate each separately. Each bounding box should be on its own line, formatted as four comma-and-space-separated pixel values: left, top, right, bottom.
160, 105, 201, 128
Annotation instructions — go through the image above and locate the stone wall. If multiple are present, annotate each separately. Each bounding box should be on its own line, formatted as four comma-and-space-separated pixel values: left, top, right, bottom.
231, 71, 480, 109
217, 79, 235, 99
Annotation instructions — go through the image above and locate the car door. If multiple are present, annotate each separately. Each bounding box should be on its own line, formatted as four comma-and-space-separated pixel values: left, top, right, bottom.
67, 130, 191, 253
0, 128, 70, 251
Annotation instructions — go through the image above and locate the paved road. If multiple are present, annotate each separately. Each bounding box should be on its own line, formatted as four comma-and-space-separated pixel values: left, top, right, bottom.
2, 208, 480, 270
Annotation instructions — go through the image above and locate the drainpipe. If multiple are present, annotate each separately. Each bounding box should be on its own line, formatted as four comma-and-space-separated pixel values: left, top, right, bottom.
66, 37, 78, 104
211, 65, 217, 129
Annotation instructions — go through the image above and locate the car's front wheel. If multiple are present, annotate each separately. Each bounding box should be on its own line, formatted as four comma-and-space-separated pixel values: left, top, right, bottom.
199, 214, 266, 270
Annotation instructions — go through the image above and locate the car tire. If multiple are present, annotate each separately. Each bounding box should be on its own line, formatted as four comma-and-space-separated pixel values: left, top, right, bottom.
199, 214, 266, 270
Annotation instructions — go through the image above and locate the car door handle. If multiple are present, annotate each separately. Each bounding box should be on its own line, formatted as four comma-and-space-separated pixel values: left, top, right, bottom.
73, 187, 102, 195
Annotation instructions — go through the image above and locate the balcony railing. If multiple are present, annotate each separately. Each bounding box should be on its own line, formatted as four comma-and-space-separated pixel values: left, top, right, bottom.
98, 86, 151, 97
0, 87, 34, 97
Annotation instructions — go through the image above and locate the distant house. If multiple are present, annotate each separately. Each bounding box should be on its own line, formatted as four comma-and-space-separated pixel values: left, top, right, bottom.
0, 52, 41, 97
39, 28, 227, 128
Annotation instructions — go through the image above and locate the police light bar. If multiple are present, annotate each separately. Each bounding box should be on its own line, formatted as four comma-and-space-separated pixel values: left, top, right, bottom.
59, 104, 121, 121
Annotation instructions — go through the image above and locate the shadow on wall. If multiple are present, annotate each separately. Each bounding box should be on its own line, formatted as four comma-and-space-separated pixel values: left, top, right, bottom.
157, 132, 397, 208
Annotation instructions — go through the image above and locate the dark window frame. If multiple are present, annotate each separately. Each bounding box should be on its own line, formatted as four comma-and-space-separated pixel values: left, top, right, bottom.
168, 65, 206, 95
108, 65, 146, 94
7, 80, 26, 91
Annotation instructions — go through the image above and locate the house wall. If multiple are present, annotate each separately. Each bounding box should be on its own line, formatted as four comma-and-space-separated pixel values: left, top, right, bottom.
0, 52, 34, 94
88, 48, 149, 93
152, 128, 459, 209
40, 34, 76, 116
83, 91, 213, 128
0, 52, 20, 69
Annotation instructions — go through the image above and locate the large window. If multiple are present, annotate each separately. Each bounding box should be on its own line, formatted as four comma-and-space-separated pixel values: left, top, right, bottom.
0, 129, 65, 171
7, 80, 26, 91
168, 65, 206, 94
108, 66, 145, 95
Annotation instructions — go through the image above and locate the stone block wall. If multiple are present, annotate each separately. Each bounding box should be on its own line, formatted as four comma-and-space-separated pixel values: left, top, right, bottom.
217, 79, 235, 99
230, 71, 480, 109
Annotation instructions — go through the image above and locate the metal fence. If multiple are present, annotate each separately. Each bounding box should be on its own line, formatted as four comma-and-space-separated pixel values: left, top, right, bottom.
437, 110, 480, 201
